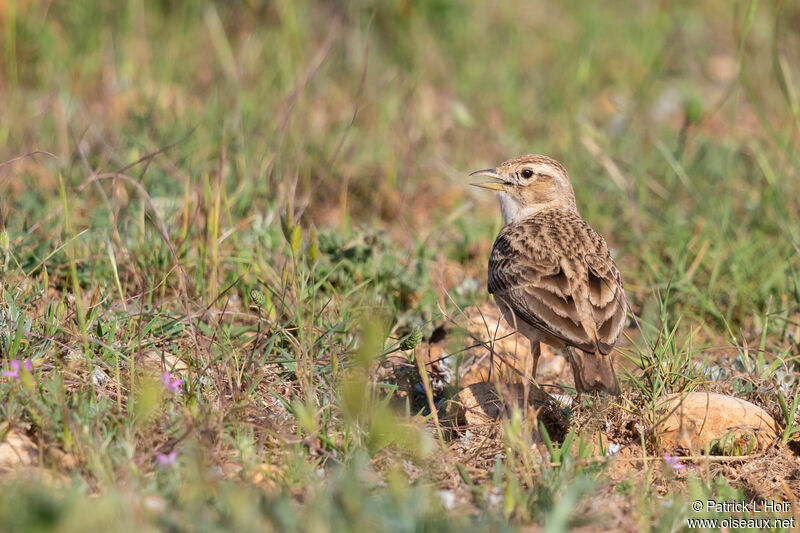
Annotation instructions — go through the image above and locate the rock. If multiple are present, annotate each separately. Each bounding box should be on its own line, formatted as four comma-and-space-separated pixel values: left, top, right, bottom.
537, 354, 567, 383
141, 350, 187, 374
432, 304, 568, 387
449, 381, 553, 432
0, 429, 38, 471
657, 392, 779, 454
450, 382, 505, 429
0, 428, 69, 486
143, 495, 168, 514
222, 462, 243, 478
46, 447, 77, 470
438, 490, 457, 510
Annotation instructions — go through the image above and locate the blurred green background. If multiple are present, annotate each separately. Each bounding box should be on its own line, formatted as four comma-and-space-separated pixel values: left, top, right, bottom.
4, 0, 800, 330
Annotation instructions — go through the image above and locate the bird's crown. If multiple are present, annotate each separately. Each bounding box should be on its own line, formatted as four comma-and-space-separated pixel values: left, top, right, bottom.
493, 154, 569, 185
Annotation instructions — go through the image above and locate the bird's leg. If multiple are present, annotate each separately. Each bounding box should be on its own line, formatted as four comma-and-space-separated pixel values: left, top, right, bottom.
522, 341, 541, 417
531, 342, 541, 387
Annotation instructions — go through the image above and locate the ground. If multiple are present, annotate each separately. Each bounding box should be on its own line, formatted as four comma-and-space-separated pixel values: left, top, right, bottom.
2, 0, 800, 531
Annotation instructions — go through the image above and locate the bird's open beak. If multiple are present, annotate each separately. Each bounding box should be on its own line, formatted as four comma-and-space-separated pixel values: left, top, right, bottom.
469, 168, 508, 191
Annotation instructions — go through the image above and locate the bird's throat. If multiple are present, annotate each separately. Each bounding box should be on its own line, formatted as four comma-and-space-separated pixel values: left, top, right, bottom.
497, 193, 538, 225
496, 192, 577, 225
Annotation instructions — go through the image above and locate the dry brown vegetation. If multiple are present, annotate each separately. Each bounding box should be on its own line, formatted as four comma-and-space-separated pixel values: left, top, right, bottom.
3, 0, 800, 530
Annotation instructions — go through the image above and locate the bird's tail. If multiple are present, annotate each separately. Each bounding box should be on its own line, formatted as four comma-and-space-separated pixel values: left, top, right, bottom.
566, 347, 620, 395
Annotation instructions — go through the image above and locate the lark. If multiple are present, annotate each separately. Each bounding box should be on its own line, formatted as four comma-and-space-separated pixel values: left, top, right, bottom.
471, 155, 626, 394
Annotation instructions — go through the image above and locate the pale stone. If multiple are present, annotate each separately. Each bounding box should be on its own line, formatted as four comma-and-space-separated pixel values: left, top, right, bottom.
0, 429, 38, 470
438, 490, 457, 510
657, 392, 779, 454
449, 381, 552, 430
454, 304, 567, 386
140, 350, 187, 374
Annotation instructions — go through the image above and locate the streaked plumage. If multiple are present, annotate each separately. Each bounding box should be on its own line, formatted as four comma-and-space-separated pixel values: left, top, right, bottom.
471, 155, 626, 394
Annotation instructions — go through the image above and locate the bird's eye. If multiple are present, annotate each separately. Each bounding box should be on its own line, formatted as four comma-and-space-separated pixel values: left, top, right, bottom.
521, 169, 534, 179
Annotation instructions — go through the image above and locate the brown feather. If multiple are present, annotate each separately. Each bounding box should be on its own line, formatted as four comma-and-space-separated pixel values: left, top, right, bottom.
488, 209, 626, 356
476, 154, 626, 394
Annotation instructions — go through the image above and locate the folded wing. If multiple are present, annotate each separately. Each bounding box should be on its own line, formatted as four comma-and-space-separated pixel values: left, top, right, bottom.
488, 213, 626, 354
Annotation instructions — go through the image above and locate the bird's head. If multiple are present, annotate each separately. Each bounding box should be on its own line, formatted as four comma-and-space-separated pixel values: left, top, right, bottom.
470, 154, 577, 224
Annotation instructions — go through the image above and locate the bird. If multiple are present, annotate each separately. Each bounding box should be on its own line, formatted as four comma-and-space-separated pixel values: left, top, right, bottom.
470, 154, 626, 394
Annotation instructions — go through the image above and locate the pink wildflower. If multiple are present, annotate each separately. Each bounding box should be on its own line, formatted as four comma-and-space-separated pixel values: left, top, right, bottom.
663, 453, 685, 471
2, 359, 32, 379
160, 371, 183, 394
156, 450, 178, 467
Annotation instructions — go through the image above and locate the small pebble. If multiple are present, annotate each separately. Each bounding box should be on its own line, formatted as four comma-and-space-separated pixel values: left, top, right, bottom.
606, 442, 621, 456
438, 490, 457, 510
91, 367, 109, 386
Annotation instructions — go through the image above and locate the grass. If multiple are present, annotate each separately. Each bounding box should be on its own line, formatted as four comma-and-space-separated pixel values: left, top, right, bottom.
2, 0, 800, 530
